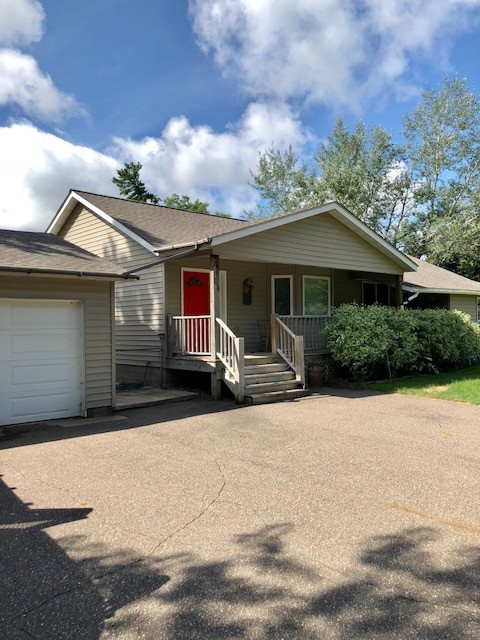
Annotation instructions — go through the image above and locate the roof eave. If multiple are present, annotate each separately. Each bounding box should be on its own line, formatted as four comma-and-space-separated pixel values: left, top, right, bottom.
47, 191, 158, 255
403, 284, 480, 295
0, 266, 138, 280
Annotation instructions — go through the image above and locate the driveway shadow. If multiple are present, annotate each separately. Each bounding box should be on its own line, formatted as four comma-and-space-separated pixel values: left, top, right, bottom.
2, 478, 479, 639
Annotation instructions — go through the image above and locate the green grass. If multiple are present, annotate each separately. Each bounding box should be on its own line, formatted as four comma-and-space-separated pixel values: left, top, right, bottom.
362, 365, 480, 405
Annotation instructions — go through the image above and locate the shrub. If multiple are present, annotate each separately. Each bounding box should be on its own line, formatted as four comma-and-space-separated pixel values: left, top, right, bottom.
324, 304, 480, 382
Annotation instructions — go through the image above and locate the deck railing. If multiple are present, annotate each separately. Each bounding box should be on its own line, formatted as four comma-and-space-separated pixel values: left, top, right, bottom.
271, 315, 305, 386
216, 318, 245, 402
278, 315, 329, 352
168, 315, 211, 355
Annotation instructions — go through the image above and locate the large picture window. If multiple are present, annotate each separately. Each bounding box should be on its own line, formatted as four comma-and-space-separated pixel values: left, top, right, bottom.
303, 276, 330, 316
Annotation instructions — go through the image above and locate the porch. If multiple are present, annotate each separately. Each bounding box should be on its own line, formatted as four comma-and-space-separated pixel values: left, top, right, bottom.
164, 253, 403, 403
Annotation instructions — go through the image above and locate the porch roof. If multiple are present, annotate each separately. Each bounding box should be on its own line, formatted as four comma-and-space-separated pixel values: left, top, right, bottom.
403, 256, 480, 295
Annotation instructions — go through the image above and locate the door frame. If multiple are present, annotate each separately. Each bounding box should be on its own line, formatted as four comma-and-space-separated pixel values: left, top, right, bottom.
181, 267, 227, 321
271, 274, 294, 316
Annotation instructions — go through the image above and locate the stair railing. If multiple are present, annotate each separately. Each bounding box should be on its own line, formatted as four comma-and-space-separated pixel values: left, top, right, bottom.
271, 314, 305, 386
216, 318, 245, 402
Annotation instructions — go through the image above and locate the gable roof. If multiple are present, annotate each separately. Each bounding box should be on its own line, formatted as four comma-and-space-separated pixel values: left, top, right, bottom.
403, 256, 480, 295
47, 190, 417, 272
0, 229, 135, 279
48, 190, 250, 253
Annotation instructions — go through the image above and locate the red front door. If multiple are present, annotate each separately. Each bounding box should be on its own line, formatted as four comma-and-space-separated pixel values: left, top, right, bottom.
182, 270, 210, 353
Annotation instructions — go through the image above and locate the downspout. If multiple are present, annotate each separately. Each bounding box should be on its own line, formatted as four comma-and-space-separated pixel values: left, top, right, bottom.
402, 291, 419, 308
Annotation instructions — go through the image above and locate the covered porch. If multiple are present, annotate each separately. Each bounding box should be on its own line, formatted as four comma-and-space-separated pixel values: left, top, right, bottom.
164, 253, 403, 402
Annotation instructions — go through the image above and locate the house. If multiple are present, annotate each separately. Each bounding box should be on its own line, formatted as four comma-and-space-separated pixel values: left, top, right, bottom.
47, 190, 417, 403
0, 229, 136, 426
403, 256, 480, 323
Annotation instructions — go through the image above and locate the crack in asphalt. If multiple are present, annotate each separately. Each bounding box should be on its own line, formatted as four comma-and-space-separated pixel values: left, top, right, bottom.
149, 457, 226, 556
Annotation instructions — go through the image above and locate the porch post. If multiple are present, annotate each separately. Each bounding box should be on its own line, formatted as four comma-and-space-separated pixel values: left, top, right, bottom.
210, 254, 222, 399
396, 275, 403, 307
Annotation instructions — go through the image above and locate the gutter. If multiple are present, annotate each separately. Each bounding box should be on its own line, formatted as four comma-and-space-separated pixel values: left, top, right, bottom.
125, 246, 202, 275
153, 238, 211, 253
0, 266, 138, 280
403, 285, 480, 296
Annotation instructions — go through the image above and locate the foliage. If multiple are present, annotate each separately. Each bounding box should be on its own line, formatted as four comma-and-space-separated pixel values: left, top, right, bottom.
112, 161, 159, 204
113, 163, 230, 216
249, 77, 480, 279
324, 304, 480, 382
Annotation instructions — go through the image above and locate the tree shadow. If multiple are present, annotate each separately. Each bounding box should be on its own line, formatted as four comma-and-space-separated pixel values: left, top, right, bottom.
1, 475, 479, 638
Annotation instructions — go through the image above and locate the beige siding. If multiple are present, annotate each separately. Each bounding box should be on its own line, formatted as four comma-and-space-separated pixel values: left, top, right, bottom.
450, 294, 478, 322
215, 213, 403, 274
333, 270, 363, 306
0, 274, 113, 410
60, 204, 165, 352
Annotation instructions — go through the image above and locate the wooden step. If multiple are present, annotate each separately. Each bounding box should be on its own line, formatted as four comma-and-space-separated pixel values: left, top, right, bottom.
244, 371, 295, 384
244, 379, 301, 394
244, 354, 282, 366
245, 388, 311, 405
243, 363, 289, 375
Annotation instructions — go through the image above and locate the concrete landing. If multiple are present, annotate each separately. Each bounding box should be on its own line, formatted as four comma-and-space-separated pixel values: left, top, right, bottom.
114, 387, 198, 410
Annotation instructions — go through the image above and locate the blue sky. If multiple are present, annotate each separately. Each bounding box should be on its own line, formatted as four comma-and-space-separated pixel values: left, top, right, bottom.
1, 0, 480, 230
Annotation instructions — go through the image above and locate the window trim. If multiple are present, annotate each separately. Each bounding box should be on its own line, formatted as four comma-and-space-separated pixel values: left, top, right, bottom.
302, 275, 331, 316
271, 274, 294, 316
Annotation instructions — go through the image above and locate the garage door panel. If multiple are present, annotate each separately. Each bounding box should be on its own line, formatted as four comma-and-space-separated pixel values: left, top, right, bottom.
9, 391, 81, 422
0, 300, 83, 426
9, 361, 81, 387
10, 301, 80, 328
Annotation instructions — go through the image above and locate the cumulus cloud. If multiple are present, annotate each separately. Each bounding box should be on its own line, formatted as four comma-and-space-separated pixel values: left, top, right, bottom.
110, 101, 310, 215
0, 122, 119, 230
0, 0, 44, 46
189, 0, 480, 107
0, 0, 81, 121
0, 50, 81, 121
0, 103, 309, 229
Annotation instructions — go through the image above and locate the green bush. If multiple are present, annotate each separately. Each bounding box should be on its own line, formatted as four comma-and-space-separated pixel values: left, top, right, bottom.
324, 304, 480, 382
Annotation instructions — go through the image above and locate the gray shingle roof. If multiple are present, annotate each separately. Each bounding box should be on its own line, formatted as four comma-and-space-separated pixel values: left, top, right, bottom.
75, 191, 251, 250
404, 256, 480, 293
0, 229, 132, 278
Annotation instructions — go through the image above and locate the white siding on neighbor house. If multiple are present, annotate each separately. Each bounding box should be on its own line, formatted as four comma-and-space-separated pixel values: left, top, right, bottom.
450, 294, 478, 322
215, 213, 403, 274
0, 275, 114, 411
60, 204, 165, 355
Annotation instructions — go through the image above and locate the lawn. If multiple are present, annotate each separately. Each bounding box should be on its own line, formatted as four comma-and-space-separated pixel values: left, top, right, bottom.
362, 365, 480, 405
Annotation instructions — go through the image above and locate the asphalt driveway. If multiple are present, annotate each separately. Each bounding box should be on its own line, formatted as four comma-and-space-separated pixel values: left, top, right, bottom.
1, 389, 479, 639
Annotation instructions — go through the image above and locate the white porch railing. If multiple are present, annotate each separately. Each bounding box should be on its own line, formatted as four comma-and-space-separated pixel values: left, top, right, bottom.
278, 315, 329, 353
169, 315, 211, 355
271, 315, 305, 386
216, 318, 245, 403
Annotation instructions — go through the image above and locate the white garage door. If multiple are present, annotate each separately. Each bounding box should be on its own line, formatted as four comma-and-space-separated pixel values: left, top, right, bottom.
0, 299, 83, 426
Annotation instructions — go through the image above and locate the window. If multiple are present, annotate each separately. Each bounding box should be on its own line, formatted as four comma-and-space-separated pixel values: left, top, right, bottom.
362, 282, 389, 306
477, 297, 480, 323
303, 276, 330, 316
272, 275, 293, 315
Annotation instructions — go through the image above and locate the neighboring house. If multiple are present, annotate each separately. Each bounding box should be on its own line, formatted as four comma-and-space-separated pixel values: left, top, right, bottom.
0, 229, 135, 426
403, 256, 480, 323
47, 190, 417, 403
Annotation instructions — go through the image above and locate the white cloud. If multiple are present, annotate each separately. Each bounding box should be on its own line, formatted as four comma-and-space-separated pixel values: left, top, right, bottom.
110, 101, 310, 215
0, 103, 310, 230
0, 122, 119, 230
0, 0, 44, 47
0, 49, 81, 121
189, 0, 480, 107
